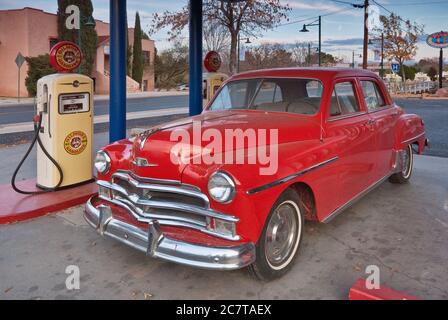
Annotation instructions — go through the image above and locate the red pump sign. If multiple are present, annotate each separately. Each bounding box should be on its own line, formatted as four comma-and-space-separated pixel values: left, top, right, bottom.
49, 41, 83, 72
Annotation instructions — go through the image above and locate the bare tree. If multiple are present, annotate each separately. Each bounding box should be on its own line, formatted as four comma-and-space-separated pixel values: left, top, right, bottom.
290, 41, 310, 66
375, 13, 424, 81
203, 20, 230, 54
243, 43, 294, 71
150, 0, 291, 74
154, 42, 189, 90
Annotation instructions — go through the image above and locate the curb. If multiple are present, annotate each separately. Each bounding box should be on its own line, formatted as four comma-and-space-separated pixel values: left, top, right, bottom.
0, 179, 97, 224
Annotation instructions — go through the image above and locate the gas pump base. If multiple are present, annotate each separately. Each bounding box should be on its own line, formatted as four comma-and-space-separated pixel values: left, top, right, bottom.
0, 178, 97, 225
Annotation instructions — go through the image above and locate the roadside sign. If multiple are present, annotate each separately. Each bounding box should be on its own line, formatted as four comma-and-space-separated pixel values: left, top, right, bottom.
15, 52, 26, 102
15, 52, 25, 68
426, 31, 448, 49
391, 63, 400, 73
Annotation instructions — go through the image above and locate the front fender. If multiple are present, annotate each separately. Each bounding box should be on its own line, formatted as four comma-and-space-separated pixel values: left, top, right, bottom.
395, 114, 426, 154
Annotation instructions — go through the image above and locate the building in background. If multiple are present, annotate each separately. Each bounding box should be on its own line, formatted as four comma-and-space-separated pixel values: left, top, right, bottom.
0, 7, 155, 97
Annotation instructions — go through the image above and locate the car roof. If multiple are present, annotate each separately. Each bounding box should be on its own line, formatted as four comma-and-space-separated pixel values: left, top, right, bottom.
230, 67, 379, 82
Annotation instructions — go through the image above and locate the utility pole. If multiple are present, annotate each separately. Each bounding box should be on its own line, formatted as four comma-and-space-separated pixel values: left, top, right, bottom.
362, 0, 369, 69
380, 32, 384, 78
318, 15, 322, 67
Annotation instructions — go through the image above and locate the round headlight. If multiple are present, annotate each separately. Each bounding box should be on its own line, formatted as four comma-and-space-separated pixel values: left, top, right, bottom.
208, 172, 236, 203
94, 150, 111, 174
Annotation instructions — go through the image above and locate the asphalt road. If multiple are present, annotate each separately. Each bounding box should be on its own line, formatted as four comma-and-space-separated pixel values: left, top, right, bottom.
0, 96, 446, 157
0, 95, 189, 125
397, 98, 448, 158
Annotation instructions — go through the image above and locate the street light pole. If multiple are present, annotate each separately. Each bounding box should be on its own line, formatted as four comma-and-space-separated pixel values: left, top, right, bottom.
439, 48, 444, 89
237, 33, 240, 73
308, 43, 311, 66
300, 16, 322, 67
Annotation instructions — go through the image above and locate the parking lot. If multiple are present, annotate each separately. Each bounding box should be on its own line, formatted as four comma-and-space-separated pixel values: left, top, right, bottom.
1, 155, 447, 300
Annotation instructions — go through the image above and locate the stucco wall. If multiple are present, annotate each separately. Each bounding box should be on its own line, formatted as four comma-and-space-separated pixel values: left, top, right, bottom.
0, 7, 155, 97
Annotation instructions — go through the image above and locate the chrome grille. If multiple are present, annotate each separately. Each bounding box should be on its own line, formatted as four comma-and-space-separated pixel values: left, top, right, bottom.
96, 170, 239, 241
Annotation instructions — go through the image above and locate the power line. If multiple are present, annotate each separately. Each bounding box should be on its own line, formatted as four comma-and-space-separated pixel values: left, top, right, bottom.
328, 0, 365, 8
380, 0, 448, 6
371, 0, 425, 34
277, 5, 359, 28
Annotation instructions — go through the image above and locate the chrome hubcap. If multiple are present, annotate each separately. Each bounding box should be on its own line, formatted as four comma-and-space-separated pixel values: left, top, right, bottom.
401, 146, 412, 178
265, 201, 299, 268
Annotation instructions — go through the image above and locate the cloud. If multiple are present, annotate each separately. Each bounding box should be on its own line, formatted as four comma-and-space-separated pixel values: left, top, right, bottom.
286, 0, 362, 17
323, 38, 364, 46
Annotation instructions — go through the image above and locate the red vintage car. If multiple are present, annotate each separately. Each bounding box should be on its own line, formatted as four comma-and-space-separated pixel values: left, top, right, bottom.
85, 68, 427, 280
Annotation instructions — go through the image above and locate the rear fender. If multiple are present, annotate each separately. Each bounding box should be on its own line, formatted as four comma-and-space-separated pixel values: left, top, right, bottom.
395, 114, 426, 154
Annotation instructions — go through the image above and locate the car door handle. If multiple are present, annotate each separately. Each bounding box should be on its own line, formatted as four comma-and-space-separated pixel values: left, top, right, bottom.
366, 119, 376, 125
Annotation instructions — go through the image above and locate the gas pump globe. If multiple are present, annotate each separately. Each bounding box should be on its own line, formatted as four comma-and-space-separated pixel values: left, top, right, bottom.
203, 51, 229, 107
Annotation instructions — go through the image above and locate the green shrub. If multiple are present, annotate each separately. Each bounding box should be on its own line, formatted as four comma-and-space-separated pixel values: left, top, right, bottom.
24, 54, 55, 96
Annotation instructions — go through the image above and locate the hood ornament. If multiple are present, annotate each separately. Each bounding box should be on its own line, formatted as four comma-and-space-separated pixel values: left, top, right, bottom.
138, 127, 161, 150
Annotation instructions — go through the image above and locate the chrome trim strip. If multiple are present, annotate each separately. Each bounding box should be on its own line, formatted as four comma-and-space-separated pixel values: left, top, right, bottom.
98, 179, 236, 223
247, 157, 339, 195
112, 172, 210, 207
322, 172, 391, 223
326, 112, 368, 122
84, 199, 255, 270
401, 132, 425, 145
106, 195, 240, 241
115, 169, 181, 185
131, 157, 159, 167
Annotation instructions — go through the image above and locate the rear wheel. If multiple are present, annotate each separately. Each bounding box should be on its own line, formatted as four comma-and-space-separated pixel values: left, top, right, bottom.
389, 144, 413, 184
248, 189, 304, 281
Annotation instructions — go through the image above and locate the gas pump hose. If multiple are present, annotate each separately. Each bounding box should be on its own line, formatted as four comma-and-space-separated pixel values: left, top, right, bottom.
11, 113, 64, 195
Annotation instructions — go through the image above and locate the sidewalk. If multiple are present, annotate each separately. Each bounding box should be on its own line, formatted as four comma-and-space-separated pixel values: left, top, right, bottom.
0, 90, 189, 106
0, 107, 188, 135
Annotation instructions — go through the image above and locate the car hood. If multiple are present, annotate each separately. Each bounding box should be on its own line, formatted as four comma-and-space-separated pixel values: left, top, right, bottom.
129, 110, 321, 181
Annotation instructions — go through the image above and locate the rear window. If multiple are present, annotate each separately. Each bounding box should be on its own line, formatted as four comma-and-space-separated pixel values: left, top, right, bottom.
209, 78, 323, 115
329, 82, 360, 117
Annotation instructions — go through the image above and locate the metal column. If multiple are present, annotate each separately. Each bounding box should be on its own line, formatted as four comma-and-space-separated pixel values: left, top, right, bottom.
189, 0, 203, 116
109, 0, 127, 142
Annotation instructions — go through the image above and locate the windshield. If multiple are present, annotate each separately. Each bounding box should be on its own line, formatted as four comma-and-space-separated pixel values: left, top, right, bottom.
209, 78, 323, 115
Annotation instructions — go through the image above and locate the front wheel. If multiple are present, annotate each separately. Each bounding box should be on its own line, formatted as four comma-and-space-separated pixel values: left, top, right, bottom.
389, 144, 414, 184
248, 189, 304, 281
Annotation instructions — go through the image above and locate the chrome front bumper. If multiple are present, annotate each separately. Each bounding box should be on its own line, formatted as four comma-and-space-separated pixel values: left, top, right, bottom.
84, 197, 256, 270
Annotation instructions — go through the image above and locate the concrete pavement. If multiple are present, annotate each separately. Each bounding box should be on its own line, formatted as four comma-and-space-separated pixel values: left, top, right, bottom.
0, 155, 447, 299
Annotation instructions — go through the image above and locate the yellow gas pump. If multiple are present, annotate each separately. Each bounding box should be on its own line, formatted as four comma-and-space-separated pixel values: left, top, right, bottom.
36, 73, 93, 189
11, 41, 94, 194
203, 72, 229, 106
203, 51, 229, 107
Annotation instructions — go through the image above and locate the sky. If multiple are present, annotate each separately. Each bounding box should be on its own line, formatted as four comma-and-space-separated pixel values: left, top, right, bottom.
1, 0, 447, 64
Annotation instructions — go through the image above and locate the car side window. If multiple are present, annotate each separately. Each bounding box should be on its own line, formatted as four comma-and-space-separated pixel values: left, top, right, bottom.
330, 82, 360, 116
252, 81, 282, 107
360, 80, 386, 111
